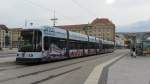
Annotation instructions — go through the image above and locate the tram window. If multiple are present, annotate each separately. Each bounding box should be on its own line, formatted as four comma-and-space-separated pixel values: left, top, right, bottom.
44, 37, 50, 50
69, 40, 77, 49
96, 43, 99, 49
59, 39, 66, 48
103, 44, 106, 49
77, 41, 83, 49
88, 42, 95, 49
83, 42, 88, 49
76, 42, 80, 49
88, 43, 91, 49
80, 42, 84, 49
80, 42, 83, 49
69, 40, 84, 49
92, 43, 95, 49
44, 37, 67, 50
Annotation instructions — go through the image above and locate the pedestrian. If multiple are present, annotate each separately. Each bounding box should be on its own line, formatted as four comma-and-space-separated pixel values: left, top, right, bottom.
131, 47, 136, 58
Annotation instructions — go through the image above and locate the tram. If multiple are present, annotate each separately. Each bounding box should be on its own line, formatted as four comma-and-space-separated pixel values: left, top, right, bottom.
16, 26, 114, 63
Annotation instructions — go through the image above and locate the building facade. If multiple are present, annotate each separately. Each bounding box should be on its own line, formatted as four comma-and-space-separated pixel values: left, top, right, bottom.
58, 18, 115, 41
0, 24, 22, 50
0, 25, 8, 49
115, 34, 125, 48
9, 28, 22, 48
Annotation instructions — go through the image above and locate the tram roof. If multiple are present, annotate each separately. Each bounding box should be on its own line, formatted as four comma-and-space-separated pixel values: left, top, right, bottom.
24, 26, 111, 43
41, 26, 68, 39
69, 31, 88, 41
102, 40, 114, 44
41, 26, 89, 41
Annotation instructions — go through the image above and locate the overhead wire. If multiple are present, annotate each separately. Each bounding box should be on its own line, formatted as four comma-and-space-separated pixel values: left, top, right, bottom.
22, 0, 78, 24
71, 0, 97, 17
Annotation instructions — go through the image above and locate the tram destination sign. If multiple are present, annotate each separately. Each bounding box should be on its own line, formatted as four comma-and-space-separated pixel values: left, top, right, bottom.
43, 26, 67, 39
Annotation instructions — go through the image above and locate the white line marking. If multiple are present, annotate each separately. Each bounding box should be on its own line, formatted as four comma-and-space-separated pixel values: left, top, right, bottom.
84, 54, 124, 84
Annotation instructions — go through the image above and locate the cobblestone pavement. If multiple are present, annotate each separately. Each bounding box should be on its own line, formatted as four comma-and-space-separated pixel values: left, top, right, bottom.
108, 55, 150, 84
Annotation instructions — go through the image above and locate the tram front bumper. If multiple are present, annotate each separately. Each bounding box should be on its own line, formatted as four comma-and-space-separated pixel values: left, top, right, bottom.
16, 58, 41, 63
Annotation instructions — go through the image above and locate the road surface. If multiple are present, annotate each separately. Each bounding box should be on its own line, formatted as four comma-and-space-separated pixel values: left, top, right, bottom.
0, 50, 129, 84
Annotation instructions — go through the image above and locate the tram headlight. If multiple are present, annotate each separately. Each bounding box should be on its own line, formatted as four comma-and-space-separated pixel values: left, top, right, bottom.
29, 54, 33, 57
17, 54, 19, 56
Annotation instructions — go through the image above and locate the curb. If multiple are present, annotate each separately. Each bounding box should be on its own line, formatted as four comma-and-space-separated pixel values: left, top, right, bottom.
84, 53, 128, 84
99, 53, 128, 84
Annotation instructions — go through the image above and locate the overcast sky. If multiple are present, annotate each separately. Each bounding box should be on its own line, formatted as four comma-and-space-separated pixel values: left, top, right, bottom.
0, 0, 150, 28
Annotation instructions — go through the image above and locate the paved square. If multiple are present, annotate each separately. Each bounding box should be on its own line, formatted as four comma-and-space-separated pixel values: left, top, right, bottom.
108, 56, 150, 84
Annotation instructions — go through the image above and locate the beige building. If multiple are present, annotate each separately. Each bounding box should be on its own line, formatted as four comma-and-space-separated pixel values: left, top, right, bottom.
58, 18, 115, 41
9, 28, 22, 48
0, 24, 22, 50
0, 24, 8, 49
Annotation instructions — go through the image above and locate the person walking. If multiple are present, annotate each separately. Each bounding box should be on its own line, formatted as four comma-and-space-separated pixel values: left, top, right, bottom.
131, 47, 136, 58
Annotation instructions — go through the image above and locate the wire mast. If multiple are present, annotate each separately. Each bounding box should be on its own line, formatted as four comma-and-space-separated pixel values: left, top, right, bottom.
51, 10, 58, 27
24, 19, 28, 28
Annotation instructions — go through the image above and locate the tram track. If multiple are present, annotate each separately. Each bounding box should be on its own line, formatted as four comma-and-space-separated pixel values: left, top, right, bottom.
0, 53, 114, 72
0, 53, 16, 58
0, 62, 16, 67
0, 55, 16, 58
31, 66, 81, 84
0, 65, 27, 72
0, 52, 122, 83
0, 62, 29, 72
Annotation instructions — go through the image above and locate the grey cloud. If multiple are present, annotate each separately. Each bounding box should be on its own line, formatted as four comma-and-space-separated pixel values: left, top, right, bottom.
117, 19, 150, 32
0, 0, 150, 29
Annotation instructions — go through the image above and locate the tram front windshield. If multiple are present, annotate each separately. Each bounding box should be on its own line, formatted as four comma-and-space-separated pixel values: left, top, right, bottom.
19, 30, 42, 52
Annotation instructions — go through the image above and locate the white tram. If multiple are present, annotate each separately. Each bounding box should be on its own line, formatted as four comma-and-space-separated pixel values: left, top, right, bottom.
16, 26, 114, 63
